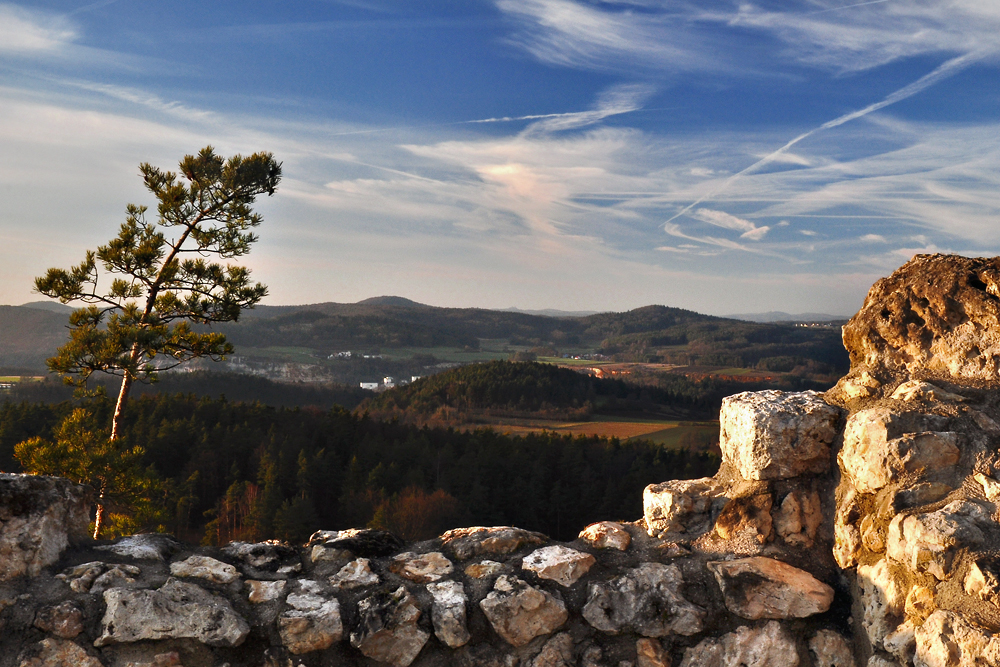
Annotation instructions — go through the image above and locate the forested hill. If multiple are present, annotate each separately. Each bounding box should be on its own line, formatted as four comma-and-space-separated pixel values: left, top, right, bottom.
360, 360, 826, 423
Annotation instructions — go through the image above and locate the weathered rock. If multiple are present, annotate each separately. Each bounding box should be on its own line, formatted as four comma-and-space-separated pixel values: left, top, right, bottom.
441, 526, 547, 560
55, 561, 141, 594
579, 521, 631, 551
0, 474, 90, 581
834, 521, 862, 569
522, 545, 596, 587
123, 653, 183, 667
860, 514, 885, 553
840, 409, 960, 494
678, 621, 799, 667
842, 254, 1000, 380
582, 562, 704, 637
714, 494, 773, 543
905, 585, 937, 622
351, 586, 429, 667
33, 601, 83, 639
96, 533, 180, 561
891, 380, 966, 402
222, 541, 302, 579
479, 575, 568, 647
914, 610, 994, 667
314, 528, 405, 558
964, 558, 1000, 606
857, 559, 905, 648
975, 472, 1000, 502
464, 560, 504, 579
719, 390, 841, 480
884, 622, 916, 665
389, 551, 454, 583
278, 580, 342, 655
885, 500, 990, 580
427, 580, 470, 649
17, 638, 103, 667
529, 632, 575, 667
90, 564, 142, 594
809, 630, 855, 667
838, 370, 882, 399
329, 557, 380, 590
636, 638, 670, 667
774, 489, 822, 547
247, 579, 287, 603
94, 577, 250, 647
708, 557, 834, 619
307, 531, 354, 563
643, 477, 722, 536
169, 555, 240, 585
885, 482, 954, 513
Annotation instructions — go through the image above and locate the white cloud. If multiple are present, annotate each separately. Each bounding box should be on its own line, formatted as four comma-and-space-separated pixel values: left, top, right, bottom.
860, 233, 887, 242
691, 207, 770, 240
0, 4, 75, 53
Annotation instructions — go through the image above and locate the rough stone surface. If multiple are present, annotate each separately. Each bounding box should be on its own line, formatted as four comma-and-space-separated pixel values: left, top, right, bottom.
905, 585, 937, 623
350, 586, 429, 667
521, 545, 596, 587
719, 390, 841, 480
427, 580, 470, 649
582, 562, 704, 637
479, 575, 568, 647
96, 533, 180, 561
169, 555, 240, 584
95, 577, 250, 647
579, 521, 631, 550
842, 253, 1000, 380
222, 541, 302, 579
440, 526, 547, 560
278, 581, 343, 655
914, 610, 994, 667
529, 632, 575, 667
774, 489, 823, 547
329, 557, 380, 590
388, 551, 454, 583
965, 558, 1000, 606
464, 560, 503, 579
247, 578, 287, 603
17, 638, 103, 667
891, 380, 966, 402
33, 601, 84, 639
678, 621, 800, 667
809, 630, 855, 667
643, 477, 721, 536
840, 408, 960, 493
708, 557, 834, 619
713, 494, 773, 543
857, 559, 906, 649
636, 638, 670, 667
885, 500, 990, 580
0, 474, 90, 581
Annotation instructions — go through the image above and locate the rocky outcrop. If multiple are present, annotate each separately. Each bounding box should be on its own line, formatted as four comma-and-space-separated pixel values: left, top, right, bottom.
13, 253, 1000, 667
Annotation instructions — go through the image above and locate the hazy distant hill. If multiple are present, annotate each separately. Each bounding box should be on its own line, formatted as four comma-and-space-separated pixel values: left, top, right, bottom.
0, 306, 70, 371
727, 311, 848, 323
20, 301, 74, 314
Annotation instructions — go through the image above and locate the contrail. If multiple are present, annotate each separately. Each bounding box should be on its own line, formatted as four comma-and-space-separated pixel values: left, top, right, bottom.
663, 52, 982, 228
67, 0, 121, 16
808, 0, 889, 15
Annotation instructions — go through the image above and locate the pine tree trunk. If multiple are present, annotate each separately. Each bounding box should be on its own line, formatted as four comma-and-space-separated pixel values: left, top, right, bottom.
93, 492, 105, 540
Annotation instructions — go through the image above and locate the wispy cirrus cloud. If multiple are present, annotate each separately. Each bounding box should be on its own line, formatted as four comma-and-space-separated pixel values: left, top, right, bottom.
0, 3, 75, 53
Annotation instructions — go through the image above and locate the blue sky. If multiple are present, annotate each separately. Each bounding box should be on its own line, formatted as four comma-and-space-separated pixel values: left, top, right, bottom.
2, 0, 999, 316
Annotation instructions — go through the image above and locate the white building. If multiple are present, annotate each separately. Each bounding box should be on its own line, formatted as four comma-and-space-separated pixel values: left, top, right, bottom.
360, 382, 379, 390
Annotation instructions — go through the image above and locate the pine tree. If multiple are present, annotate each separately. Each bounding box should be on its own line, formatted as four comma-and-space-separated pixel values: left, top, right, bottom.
25, 146, 281, 538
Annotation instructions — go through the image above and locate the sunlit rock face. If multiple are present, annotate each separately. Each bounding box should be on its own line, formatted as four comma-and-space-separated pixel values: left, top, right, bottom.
14, 253, 1000, 667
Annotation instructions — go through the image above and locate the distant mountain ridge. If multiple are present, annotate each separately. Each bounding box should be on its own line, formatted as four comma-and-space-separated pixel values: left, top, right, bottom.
727, 311, 848, 323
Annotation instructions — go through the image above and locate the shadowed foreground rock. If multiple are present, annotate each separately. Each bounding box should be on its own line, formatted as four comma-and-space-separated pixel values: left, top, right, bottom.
13, 253, 1000, 667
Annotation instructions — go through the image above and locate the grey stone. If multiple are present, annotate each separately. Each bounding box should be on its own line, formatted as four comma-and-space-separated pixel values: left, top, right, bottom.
479, 575, 568, 647
169, 555, 240, 585
17, 638, 103, 667
521, 545, 596, 587
351, 586, 429, 667
708, 557, 834, 619
440, 526, 547, 560
885, 500, 991, 580
582, 562, 704, 637
278, 581, 342, 655
95, 533, 179, 561
679, 621, 799, 667
643, 477, 722, 536
426, 580, 470, 649
809, 630, 855, 667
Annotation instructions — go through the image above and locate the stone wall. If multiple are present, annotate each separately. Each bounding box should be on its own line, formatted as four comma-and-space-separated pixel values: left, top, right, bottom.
4, 253, 1000, 667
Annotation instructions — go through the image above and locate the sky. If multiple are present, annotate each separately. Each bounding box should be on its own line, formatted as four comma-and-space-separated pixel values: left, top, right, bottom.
2, 1, 999, 316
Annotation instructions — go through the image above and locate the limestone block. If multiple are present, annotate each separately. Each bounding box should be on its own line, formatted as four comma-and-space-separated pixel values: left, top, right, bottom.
840, 408, 960, 494
582, 562, 704, 637
719, 390, 841, 480
885, 500, 990, 580
964, 558, 1000, 607
0, 474, 90, 581
860, 515, 885, 553
427, 580, 470, 649
838, 371, 881, 400
310, 528, 404, 558
834, 521, 862, 569
222, 541, 302, 579
33, 601, 83, 639
464, 560, 503, 579
278, 582, 342, 655
579, 521, 631, 550
891, 380, 966, 402
841, 254, 1000, 380
441, 526, 547, 560
94, 578, 250, 647
521, 545, 596, 587
389, 551, 454, 583
247, 579, 287, 603
351, 586, 429, 666
529, 632, 575, 667
479, 575, 568, 647
329, 557, 380, 590
17, 638, 103, 667
56, 561, 141, 594
708, 557, 834, 619
643, 477, 721, 535
809, 630, 855, 667
714, 494, 772, 543
914, 610, 993, 667
905, 585, 936, 623
169, 555, 240, 585
857, 559, 905, 648
975, 472, 1000, 502
679, 621, 799, 667
636, 638, 670, 667
884, 622, 916, 665
96, 533, 179, 561
774, 489, 822, 547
